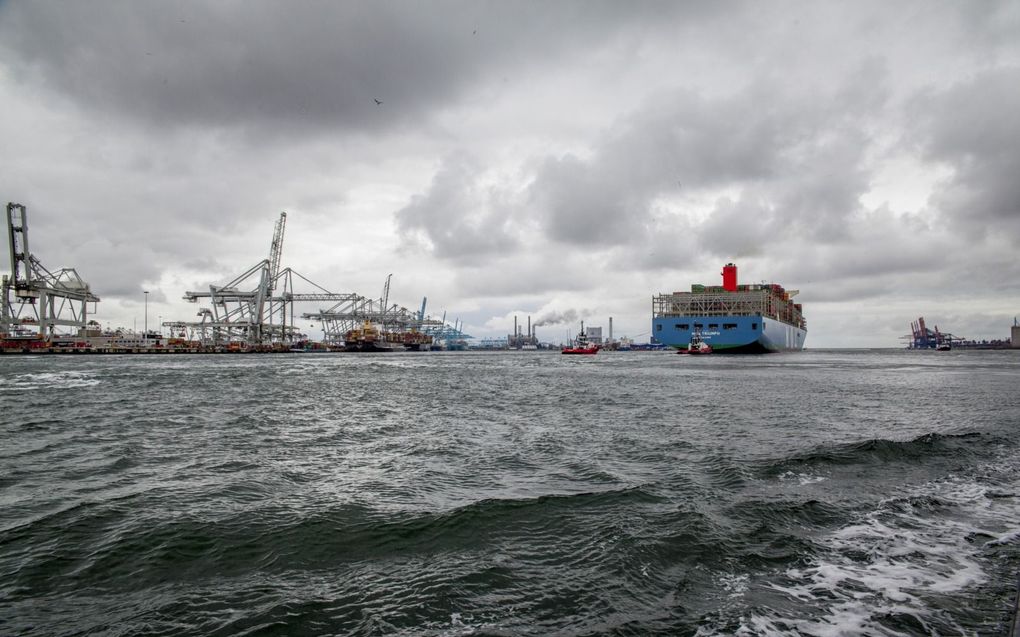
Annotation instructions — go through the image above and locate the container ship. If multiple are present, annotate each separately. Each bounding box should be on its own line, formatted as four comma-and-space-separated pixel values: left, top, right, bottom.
342, 320, 434, 352
652, 263, 806, 352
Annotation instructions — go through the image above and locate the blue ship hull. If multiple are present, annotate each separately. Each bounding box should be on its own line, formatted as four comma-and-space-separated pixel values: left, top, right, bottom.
652, 315, 806, 352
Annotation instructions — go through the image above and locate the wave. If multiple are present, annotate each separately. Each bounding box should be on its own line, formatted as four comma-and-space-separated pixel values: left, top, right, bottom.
727, 498, 847, 531
704, 469, 1020, 636
1, 486, 668, 600
762, 432, 992, 476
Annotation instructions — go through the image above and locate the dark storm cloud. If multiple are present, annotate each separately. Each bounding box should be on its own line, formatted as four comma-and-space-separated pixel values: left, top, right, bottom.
0, 1, 714, 134
527, 86, 790, 247
401, 67, 887, 264
908, 66, 1020, 241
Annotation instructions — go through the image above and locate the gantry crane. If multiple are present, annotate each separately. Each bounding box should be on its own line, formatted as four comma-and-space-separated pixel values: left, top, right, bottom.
182, 212, 357, 346
182, 212, 289, 345
301, 277, 455, 346
2, 202, 100, 339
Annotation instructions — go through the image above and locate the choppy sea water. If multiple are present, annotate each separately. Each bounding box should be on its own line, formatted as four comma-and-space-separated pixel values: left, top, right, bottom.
2, 349, 1020, 636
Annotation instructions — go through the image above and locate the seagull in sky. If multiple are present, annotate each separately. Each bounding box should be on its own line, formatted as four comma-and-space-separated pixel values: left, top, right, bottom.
374, 98, 383, 105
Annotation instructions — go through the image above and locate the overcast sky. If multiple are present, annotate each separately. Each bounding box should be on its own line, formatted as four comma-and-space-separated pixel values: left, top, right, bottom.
1, 1, 1018, 347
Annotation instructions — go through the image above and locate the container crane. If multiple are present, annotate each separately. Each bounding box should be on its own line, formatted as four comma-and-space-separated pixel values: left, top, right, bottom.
2, 202, 100, 339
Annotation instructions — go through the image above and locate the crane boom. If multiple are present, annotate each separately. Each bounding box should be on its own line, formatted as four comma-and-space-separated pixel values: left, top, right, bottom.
380, 273, 392, 327
7, 203, 33, 294
268, 212, 286, 291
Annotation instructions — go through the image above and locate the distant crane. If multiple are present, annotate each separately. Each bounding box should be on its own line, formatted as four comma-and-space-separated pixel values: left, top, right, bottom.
904, 316, 964, 349
302, 277, 444, 345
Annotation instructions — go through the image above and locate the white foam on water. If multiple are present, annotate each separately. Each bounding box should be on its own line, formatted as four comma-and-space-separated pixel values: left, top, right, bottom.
779, 470, 827, 485
988, 528, 1020, 546
1, 370, 101, 390
435, 610, 499, 636
720, 573, 749, 598
741, 473, 1020, 636
693, 613, 790, 637
735, 614, 795, 636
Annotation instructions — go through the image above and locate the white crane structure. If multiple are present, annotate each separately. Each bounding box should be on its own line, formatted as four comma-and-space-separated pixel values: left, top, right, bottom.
2, 202, 100, 339
302, 276, 449, 346
1, 205, 464, 351
183, 212, 361, 347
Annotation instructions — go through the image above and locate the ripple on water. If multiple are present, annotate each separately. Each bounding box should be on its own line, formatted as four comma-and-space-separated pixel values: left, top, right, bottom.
1, 350, 1019, 634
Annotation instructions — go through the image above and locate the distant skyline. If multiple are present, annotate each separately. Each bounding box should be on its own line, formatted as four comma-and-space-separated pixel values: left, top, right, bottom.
1, 1, 1018, 347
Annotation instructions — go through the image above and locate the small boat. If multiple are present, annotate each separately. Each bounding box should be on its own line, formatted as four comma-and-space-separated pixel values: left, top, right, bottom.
562, 322, 598, 355
677, 330, 713, 355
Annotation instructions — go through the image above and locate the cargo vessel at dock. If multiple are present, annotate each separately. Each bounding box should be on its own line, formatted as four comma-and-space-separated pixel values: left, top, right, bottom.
342, 320, 433, 352
652, 263, 806, 352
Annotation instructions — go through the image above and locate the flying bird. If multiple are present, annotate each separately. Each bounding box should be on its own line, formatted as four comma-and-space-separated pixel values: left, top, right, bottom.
374, 98, 383, 105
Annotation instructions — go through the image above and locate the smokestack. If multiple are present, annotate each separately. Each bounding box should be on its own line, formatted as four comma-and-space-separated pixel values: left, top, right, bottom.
722, 263, 738, 292
528, 316, 531, 339
609, 317, 613, 342
514, 315, 518, 338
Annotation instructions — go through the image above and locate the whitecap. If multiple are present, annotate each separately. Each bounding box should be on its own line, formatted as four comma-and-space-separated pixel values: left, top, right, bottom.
778, 470, 827, 485
719, 573, 749, 597
1, 370, 101, 390
754, 473, 1020, 635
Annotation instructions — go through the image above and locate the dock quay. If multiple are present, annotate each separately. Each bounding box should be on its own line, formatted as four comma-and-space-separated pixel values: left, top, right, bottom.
3, 203, 469, 353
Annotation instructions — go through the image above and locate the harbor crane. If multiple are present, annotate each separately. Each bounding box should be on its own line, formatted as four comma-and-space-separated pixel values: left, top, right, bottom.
183, 212, 360, 347
903, 316, 964, 349
2, 202, 100, 339
184, 214, 453, 349
183, 212, 290, 345
302, 275, 445, 345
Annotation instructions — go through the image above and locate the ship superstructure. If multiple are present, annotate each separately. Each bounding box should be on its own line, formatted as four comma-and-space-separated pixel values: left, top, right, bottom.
652, 263, 806, 352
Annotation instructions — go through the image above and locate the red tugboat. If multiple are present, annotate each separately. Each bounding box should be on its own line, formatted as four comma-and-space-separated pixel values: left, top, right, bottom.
562, 322, 599, 355
677, 330, 713, 355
